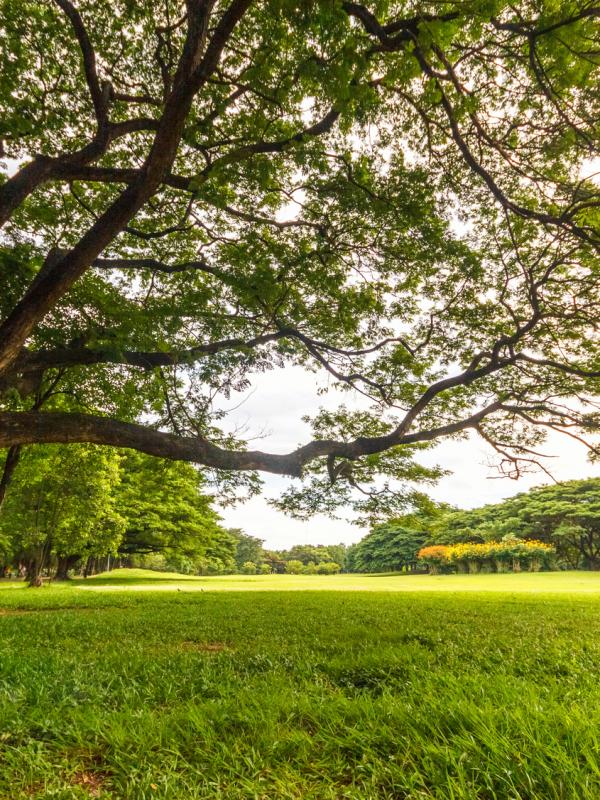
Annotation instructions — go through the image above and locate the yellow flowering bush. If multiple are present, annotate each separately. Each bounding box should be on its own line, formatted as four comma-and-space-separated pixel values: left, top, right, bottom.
416, 545, 450, 574
418, 539, 554, 573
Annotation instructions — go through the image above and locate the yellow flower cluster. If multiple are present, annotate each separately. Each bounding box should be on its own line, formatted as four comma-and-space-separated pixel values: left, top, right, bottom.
418, 539, 554, 568
417, 545, 450, 563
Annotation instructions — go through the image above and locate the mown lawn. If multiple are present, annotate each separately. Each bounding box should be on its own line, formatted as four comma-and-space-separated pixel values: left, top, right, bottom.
1, 571, 600, 799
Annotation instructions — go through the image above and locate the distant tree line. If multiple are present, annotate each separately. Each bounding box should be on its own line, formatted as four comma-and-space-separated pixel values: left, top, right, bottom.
5, 443, 597, 584
226, 532, 347, 575
347, 479, 600, 573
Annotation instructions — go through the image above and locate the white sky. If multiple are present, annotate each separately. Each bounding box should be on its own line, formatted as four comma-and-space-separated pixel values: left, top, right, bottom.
218, 366, 600, 549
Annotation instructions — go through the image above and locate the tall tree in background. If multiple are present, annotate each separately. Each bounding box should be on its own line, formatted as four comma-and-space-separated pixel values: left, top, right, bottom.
115, 451, 225, 564
228, 528, 266, 570
0, 444, 123, 582
0, 1, 599, 519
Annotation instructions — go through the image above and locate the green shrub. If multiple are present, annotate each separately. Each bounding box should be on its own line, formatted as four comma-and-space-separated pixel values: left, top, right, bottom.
316, 561, 341, 574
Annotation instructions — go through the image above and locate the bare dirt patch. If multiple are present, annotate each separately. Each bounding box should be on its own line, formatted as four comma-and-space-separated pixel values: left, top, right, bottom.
70, 770, 109, 797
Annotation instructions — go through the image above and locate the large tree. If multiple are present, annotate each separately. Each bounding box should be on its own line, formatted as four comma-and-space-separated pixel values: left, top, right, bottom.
115, 450, 225, 561
0, 0, 599, 517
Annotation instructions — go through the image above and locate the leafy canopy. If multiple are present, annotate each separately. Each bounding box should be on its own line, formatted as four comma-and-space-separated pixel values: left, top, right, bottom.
0, 0, 598, 519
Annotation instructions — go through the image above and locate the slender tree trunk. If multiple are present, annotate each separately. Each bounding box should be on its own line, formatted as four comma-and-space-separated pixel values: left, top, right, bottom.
0, 445, 21, 510
83, 555, 95, 577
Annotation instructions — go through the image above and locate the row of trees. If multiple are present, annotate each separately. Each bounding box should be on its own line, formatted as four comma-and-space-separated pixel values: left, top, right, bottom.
227, 533, 348, 575
347, 479, 600, 573
0, 445, 237, 584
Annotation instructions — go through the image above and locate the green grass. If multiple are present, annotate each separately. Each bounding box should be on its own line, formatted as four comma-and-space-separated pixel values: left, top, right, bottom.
79, 567, 600, 592
1, 571, 600, 799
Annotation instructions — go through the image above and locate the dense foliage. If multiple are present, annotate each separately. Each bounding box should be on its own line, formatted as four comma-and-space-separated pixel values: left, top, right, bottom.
349, 478, 600, 571
0, 446, 235, 580
432, 479, 600, 569
0, 444, 123, 582
0, 0, 598, 521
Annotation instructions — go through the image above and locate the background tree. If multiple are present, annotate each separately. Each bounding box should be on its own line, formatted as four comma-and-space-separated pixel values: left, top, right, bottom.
0, 1, 599, 522
316, 561, 341, 575
228, 529, 266, 571
347, 501, 447, 572
348, 523, 428, 573
262, 549, 287, 574
285, 560, 305, 575
0, 444, 123, 583
195, 529, 237, 575
116, 451, 228, 570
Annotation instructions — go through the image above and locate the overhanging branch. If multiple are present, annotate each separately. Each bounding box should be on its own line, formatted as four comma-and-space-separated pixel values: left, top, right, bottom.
0, 402, 503, 477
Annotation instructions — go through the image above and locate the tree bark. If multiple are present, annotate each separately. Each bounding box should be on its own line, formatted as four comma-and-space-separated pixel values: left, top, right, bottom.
0, 445, 21, 510
26, 559, 42, 587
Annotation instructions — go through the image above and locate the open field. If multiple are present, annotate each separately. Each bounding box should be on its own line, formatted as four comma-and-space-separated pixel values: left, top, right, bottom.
71, 568, 600, 593
1, 571, 600, 799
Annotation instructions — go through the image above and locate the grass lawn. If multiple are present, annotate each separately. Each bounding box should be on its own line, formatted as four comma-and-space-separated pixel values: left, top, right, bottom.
1, 570, 600, 799
75, 567, 600, 593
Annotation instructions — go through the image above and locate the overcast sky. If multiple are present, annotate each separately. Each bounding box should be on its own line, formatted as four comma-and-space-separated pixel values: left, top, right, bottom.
217, 366, 600, 550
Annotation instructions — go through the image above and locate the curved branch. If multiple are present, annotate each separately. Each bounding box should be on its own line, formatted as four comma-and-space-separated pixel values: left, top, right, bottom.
15, 331, 286, 373
0, 402, 502, 477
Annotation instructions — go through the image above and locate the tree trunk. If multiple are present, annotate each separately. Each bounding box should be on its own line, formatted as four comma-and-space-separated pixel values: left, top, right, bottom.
83, 555, 96, 577
55, 554, 80, 580
26, 558, 42, 587
0, 445, 21, 510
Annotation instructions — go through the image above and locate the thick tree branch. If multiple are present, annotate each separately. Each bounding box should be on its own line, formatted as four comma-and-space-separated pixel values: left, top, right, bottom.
14, 331, 286, 373
0, 402, 503, 477
0, 119, 159, 228
0, 0, 253, 377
